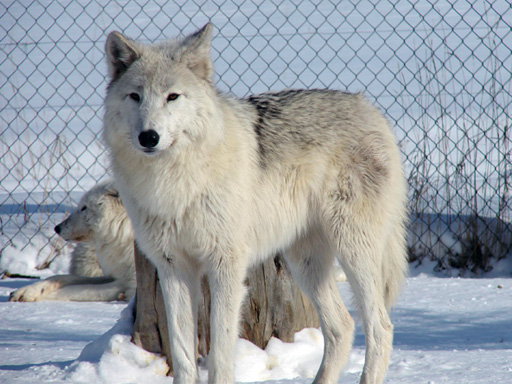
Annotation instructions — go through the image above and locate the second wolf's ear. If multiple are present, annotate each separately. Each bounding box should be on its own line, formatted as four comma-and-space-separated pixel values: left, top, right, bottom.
106, 32, 141, 80
180, 23, 214, 81
105, 187, 120, 200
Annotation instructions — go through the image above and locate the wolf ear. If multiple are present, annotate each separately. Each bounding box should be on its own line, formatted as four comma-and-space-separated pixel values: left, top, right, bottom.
106, 32, 141, 80
105, 188, 120, 200
180, 23, 214, 81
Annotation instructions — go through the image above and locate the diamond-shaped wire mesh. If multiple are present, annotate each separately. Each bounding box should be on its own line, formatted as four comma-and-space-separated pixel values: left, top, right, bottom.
1, 0, 511, 274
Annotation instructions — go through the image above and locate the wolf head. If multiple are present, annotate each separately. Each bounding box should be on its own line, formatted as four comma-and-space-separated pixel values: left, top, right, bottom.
103, 24, 223, 157
54, 181, 124, 242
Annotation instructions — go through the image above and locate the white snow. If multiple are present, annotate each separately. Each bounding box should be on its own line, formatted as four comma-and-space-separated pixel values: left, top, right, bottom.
1, 273, 511, 384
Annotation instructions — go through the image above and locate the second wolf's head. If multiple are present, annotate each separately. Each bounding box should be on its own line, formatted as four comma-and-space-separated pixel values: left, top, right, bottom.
54, 181, 126, 243
103, 24, 224, 158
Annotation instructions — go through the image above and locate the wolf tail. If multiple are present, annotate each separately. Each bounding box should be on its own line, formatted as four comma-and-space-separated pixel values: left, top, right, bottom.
382, 219, 409, 311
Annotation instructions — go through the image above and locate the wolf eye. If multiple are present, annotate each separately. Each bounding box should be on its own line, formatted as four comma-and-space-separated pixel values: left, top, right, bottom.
167, 93, 180, 102
128, 93, 140, 102
81, 206, 87, 211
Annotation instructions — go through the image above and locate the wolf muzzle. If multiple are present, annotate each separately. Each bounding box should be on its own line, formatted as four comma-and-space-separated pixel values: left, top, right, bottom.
138, 130, 160, 148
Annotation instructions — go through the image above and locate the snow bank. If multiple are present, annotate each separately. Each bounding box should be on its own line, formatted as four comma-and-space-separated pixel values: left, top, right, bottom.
2, 277, 512, 384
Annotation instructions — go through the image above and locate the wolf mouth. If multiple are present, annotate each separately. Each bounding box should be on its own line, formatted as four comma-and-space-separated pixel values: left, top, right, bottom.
139, 140, 175, 156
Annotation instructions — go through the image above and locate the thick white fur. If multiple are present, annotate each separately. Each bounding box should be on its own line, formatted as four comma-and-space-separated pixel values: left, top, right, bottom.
9, 181, 135, 302
103, 24, 408, 384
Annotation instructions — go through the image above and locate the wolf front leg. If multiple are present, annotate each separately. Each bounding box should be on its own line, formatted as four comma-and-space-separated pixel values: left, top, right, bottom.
206, 253, 248, 384
157, 259, 201, 384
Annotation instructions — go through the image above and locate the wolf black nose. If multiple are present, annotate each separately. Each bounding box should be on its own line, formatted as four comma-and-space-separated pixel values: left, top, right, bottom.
54, 225, 61, 234
138, 130, 160, 148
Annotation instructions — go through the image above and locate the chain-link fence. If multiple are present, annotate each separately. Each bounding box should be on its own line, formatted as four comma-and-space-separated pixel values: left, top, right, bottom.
1, 0, 511, 275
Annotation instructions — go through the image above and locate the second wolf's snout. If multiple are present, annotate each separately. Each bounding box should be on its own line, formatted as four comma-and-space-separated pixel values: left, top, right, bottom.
138, 130, 160, 148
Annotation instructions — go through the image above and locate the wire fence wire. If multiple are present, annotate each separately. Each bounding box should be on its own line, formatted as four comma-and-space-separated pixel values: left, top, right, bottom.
1, 0, 511, 275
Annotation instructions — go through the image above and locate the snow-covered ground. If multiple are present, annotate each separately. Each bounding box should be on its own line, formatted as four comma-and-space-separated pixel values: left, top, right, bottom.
1, 274, 511, 384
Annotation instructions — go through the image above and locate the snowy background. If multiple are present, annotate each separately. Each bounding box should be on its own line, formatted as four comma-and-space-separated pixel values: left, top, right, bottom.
2, 0, 512, 271
1, 0, 512, 383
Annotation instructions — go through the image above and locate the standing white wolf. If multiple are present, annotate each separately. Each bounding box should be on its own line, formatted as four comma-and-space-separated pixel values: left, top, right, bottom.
103, 24, 408, 384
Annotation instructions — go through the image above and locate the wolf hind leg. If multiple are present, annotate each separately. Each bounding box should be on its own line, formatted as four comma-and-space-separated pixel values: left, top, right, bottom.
157, 258, 200, 384
341, 258, 393, 384
284, 227, 354, 384
333, 222, 394, 384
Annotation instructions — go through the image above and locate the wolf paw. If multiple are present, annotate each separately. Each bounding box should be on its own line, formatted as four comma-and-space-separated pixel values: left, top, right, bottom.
9, 281, 56, 302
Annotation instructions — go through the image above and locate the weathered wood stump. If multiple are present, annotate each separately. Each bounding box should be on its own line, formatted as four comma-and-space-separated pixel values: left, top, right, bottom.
131, 244, 319, 373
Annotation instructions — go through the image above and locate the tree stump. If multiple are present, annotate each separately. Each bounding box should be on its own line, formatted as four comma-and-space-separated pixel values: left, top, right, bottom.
131, 244, 319, 374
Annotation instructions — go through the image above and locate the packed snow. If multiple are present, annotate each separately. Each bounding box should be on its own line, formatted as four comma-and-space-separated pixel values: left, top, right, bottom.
1, 264, 511, 383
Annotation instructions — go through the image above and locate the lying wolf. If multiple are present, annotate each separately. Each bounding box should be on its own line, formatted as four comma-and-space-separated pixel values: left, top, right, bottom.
103, 24, 408, 384
10, 181, 135, 302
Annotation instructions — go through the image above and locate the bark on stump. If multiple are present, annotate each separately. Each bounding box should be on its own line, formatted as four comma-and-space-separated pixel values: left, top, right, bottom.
131, 244, 319, 373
